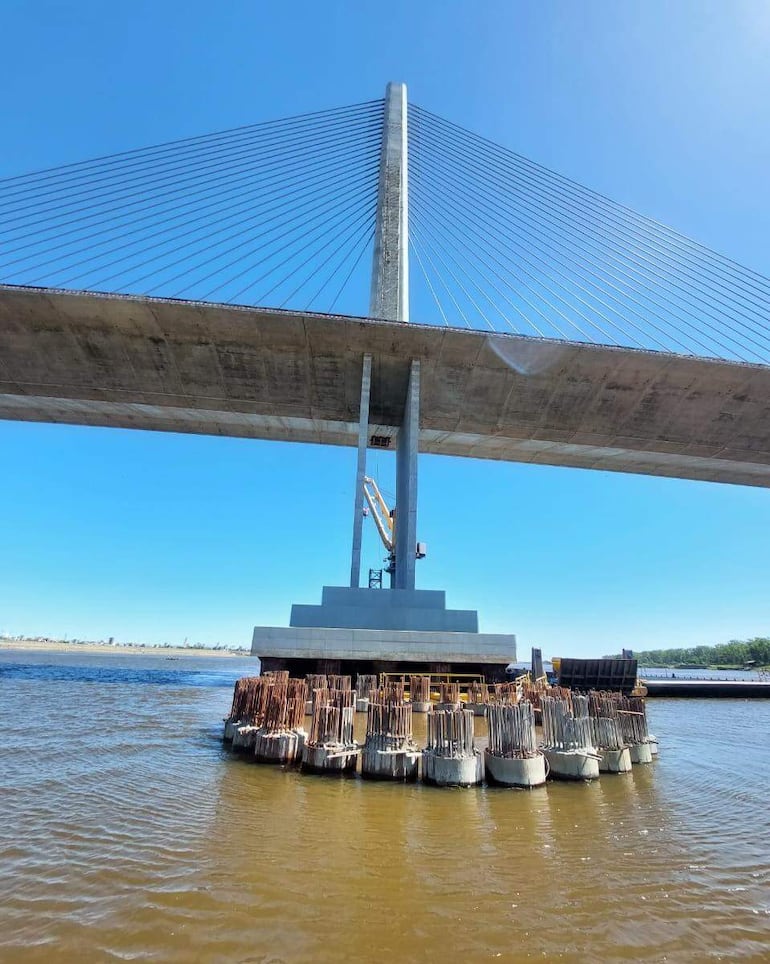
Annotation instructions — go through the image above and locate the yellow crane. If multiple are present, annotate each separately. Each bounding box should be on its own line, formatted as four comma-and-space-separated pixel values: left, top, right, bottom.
362, 476, 395, 576
362, 476, 426, 586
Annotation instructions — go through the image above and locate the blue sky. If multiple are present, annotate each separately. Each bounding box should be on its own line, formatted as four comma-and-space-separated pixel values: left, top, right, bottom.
2, 1, 769, 655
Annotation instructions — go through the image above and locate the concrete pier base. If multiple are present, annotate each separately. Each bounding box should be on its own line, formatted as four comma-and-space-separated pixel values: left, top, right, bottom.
231, 724, 260, 753
356, 697, 370, 713
410, 701, 431, 713
484, 750, 546, 788
434, 701, 462, 712
543, 748, 600, 781
223, 719, 239, 741
422, 751, 484, 787
466, 703, 488, 717
648, 733, 659, 756
629, 742, 653, 765
361, 746, 419, 781
599, 747, 633, 773
253, 729, 307, 765
304, 700, 313, 716
301, 743, 358, 775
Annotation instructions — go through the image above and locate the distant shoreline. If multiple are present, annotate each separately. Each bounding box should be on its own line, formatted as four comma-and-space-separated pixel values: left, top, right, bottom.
0, 640, 251, 658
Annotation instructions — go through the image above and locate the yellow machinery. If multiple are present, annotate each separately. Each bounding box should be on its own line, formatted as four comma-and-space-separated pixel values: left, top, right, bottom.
362, 475, 395, 577
362, 475, 426, 587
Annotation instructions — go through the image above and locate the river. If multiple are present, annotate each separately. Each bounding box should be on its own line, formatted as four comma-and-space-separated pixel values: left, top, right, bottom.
1, 650, 768, 962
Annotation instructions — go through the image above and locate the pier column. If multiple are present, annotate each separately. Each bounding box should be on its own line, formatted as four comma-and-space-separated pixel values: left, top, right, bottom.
350, 353, 372, 588
395, 359, 419, 590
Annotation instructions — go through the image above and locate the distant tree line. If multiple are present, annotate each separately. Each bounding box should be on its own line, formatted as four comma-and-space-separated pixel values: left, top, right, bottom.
608, 638, 770, 668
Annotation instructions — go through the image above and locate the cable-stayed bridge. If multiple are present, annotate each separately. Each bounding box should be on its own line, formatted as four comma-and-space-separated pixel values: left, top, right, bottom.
1, 84, 769, 582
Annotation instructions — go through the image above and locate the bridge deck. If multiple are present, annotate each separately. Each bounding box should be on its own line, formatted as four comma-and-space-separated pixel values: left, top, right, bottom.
1, 285, 769, 487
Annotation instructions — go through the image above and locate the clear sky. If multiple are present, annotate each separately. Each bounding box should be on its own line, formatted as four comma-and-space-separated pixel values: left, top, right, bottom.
2, 1, 769, 656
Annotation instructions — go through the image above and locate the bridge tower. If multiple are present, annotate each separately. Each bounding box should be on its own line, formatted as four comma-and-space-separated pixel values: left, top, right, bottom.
257, 83, 516, 678
350, 82, 420, 591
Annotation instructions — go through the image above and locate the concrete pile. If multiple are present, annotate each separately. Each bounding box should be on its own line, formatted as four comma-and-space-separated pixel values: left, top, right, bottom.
435, 681, 461, 711
225, 675, 273, 751
485, 701, 546, 787
361, 699, 419, 781
491, 681, 520, 705
541, 694, 601, 781
301, 688, 359, 774
466, 680, 490, 716
616, 694, 653, 764
588, 692, 632, 773
422, 707, 483, 787
223, 674, 307, 763
355, 673, 378, 713
304, 674, 327, 715
253, 677, 308, 764
409, 675, 431, 712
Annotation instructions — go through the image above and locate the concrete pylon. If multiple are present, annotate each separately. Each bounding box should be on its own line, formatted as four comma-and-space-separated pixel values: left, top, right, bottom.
350, 81, 420, 592
369, 82, 409, 323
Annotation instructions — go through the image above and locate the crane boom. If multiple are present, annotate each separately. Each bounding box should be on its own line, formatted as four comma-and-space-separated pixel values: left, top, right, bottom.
363, 476, 393, 535
362, 475, 425, 584
363, 482, 393, 552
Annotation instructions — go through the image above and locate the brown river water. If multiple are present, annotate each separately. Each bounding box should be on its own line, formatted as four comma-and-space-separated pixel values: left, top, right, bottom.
1, 650, 768, 963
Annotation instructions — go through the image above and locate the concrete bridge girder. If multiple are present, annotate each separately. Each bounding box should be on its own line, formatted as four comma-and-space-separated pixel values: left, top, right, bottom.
1, 286, 769, 487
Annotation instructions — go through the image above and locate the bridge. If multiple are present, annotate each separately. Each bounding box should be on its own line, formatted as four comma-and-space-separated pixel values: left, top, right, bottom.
2, 83, 769, 672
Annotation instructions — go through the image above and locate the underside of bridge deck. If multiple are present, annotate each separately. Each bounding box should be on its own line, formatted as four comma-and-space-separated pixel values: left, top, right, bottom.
1, 284, 769, 487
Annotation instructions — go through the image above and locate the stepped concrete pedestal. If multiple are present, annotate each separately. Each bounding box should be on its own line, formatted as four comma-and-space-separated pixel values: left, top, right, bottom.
484, 750, 546, 788
422, 750, 484, 787
599, 747, 633, 773
543, 748, 600, 781
254, 587, 516, 681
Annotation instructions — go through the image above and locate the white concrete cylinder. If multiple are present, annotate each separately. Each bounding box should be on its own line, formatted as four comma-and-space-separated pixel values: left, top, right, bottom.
304, 700, 313, 716
422, 751, 484, 787
301, 744, 358, 775
361, 746, 419, 781
629, 742, 653, 765
223, 719, 238, 741
543, 748, 600, 781
599, 747, 633, 773
231, 724, 260, 752
466, 703, 488, 717
484, 750, 546, 788
648, 733, 659, 756
355, 697, 370, 713
253, 728, 306, 765
410, 701, 432, 713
